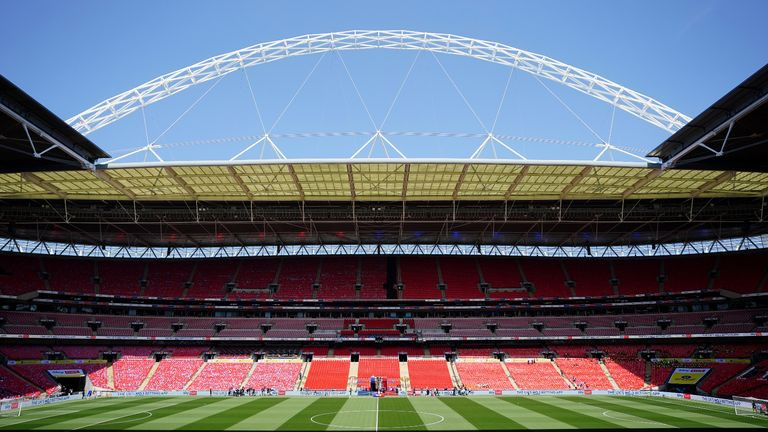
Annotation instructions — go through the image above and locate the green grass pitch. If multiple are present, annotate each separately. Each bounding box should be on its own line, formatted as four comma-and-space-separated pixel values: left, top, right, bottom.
1, 396, 767, 430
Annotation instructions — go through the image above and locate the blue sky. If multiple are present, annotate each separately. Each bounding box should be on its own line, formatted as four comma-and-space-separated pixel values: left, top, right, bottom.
2, 0, 766, 163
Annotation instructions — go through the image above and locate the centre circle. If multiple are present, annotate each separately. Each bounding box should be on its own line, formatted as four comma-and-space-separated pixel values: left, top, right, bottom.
310, 410, 445, 429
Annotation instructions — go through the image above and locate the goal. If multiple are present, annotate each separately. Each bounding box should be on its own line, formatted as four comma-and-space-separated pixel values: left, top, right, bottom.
0, 399, 22, 417
733, 396, 768, 418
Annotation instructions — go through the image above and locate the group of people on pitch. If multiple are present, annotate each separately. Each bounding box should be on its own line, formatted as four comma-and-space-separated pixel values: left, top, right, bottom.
224, 387, 276, 396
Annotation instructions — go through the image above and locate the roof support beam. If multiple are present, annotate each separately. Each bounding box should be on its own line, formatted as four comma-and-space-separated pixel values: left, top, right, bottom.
691, 171, 736, 198
226, 166, 253, 200
287, 165, 304, 201
504, 166, 529, 200
164, 167, 197, 198
346, 163, 356, 200
0, 101, 95, 170
560, 166, 592, 199
452, 164, 469, 200
20, 173, 67, 198
401, 163, 410, 200
92, 170, 136, 200
662, 91, 768, 169
622, 169, 662, 198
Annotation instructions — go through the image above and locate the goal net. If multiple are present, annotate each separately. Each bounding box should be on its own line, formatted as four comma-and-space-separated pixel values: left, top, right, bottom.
733, 396, 768, 418
0, 399, 22, 417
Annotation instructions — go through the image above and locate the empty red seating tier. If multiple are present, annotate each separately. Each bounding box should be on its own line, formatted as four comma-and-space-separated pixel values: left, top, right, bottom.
698, 363, 752, 394
145, 261, 193, 298
456, 361, 514, 390
549, 345, 590, 358
379, 346, 424, 356
317, 257, 358, 299
236, 258, 279, 290
502, 347, 544, 358
144, 359, 202, 390
506, 361, 570, 390
650, 365, 674, 387
556, 358, 613, 390
458, 347, 495, 357
400, 257, 441, 299
479, 257, 522, 290
0, 345, 50, 360
113, 358, 155, 390
663, 256, 714, 292
0, 255, 44, 296
712, 254, 767, 293
408, 359, 453, 390
301, 346, 330, 356
44, 257, 96, 294
9, 363, 110, 393
0, 365, 41, 399
1, 252, 767, 300
276, 258, 319, 300
187, 261, 236, 298
116, 346, 156, 359
304, 359, 350, 390
358, 357, 401, 387
649, 344, 698, 358
333, 346, 377, 357
612, 259, 660, 295
244, 362, 301, 391
717, 361, 768, 398
97, 260, 144, 296
51, 345, 107, 359
520, 260, 570, 297
604, 359, 646, 389
187, 361, 251, 391
562, 260, 613, 297
440, 257, 481, 299
359, 257, 387, 299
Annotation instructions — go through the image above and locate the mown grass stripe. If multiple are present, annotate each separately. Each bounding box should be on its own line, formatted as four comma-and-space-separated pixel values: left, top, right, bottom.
478, 397, 573, 430
562, 396, 714, 428
226, 397, 317, 430
0, 397, 163, 430
379, 397, 426, 431
619, 396, 768, 428
176, 398, 284, 430
439, 397, 526, 430
0, 399, 120, 427
83, 396, 214, 430
277, 397, 349, 431
500, 397, 624, 429
407, 397, 476, 431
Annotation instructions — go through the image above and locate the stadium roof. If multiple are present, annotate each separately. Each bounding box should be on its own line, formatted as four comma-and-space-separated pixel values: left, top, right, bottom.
1, 160, 768, 202
649, 63, 768, 171
0, 74, 109, 173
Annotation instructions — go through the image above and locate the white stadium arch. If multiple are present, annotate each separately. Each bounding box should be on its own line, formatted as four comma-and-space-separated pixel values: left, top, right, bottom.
67, 30, 691, 139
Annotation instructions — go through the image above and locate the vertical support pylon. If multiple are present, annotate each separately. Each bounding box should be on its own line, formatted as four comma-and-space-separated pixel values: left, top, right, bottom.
470, 133, 526, 160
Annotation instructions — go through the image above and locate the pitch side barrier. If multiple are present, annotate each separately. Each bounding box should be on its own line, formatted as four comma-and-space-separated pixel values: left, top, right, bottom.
2, 394, 87, 410
90, 389, 750, 410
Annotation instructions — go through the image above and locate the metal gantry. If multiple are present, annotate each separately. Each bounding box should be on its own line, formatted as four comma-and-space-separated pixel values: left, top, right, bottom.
67, 30, 692, 162
1, 235, 766, 259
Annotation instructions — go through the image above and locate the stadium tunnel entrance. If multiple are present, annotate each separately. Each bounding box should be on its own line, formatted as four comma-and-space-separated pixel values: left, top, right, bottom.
47, 369, 89, 395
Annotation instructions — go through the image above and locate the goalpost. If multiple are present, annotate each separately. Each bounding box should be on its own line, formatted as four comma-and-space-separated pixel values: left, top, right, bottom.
733, 396, 768, 418
0, 399, 22, 417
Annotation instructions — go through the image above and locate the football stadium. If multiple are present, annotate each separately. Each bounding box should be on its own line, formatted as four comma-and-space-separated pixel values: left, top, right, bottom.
1, 3, 768, 431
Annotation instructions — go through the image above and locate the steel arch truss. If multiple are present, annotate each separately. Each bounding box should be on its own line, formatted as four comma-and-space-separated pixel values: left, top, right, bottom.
67, 30, 691, 136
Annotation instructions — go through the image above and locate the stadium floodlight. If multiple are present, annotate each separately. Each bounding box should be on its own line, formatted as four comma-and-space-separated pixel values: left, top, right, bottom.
0, 399, 22, 417
733, 396, 768, 418
67, 30, 691, 138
